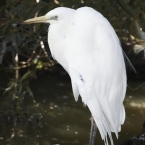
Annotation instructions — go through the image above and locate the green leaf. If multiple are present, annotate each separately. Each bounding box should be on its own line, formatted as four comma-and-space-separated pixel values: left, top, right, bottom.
15, 96, 19, 99
26, 86, 33, 97
119, 1, 134, 18
0, 41, 7, 63
8, 2, 29, 14
15, 33, 21, 45
4, 82, 15, 94
12, 35, 18, 52
25, 85, 36, 102
18, 84, 22, 95
21, 71, 32, 81
22, 38, 35, 47
34, 103, 40, 107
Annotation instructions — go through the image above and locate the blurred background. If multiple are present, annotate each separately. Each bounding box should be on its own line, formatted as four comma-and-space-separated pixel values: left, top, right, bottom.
0, 0, 145, 145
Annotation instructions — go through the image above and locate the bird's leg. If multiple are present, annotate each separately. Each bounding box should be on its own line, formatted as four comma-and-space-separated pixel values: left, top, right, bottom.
89, 116, 97, 145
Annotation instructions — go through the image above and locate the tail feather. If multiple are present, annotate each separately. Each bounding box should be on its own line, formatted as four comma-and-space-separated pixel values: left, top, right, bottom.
87, 94, 125, 145
87, 98, 113, 145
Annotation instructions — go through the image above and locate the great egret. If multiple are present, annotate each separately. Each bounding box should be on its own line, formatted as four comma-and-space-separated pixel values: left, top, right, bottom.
22, 7, 133, 145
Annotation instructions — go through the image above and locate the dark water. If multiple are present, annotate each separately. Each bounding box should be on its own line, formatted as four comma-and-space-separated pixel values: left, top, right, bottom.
0, 74, 145, 145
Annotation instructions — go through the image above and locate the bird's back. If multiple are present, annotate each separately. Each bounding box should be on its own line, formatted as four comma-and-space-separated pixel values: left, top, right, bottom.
48, 7, 127, 145
66, 7, 127, 145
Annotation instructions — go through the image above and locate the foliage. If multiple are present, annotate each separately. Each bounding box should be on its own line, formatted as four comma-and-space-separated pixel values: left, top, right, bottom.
0, 0, 56, 110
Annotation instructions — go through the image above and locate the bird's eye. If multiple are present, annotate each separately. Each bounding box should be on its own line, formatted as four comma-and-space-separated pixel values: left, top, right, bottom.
54, 15, 58, 19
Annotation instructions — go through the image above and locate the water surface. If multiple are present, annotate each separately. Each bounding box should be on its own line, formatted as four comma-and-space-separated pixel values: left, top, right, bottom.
0, 74, 145, 145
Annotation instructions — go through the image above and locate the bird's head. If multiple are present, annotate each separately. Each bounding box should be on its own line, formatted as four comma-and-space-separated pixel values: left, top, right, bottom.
22, 7, 75, 25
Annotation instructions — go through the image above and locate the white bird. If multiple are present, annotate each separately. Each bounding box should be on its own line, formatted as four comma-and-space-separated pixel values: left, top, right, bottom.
22, 7, 133, 145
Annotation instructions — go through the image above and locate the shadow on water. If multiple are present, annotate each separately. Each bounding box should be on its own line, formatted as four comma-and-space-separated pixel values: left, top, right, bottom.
0, 73, 145, 145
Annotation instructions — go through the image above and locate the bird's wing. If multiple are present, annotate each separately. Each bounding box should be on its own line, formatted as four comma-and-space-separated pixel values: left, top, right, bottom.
92, 23, 126, 138
89, 22, 127, 144
66, 7, 127, 145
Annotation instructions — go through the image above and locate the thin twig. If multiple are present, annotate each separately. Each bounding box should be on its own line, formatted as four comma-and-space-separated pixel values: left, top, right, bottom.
128, 82, 145, 91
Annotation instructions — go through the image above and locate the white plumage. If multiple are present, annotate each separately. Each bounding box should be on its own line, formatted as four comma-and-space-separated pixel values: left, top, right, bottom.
48, 7, 126, 145
23, 7, 127, 145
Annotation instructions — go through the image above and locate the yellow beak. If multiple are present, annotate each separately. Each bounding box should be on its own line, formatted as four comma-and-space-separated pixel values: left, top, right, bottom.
22, 15, 50, 24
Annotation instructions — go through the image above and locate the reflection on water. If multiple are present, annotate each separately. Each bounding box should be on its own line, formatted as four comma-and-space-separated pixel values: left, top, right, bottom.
0, 74, 145, 145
